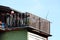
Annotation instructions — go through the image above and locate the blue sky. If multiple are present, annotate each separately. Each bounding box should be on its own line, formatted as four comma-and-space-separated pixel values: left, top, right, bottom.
0, 0, 60, 40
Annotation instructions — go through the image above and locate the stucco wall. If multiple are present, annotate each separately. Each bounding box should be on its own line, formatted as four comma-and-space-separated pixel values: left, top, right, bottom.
28, 32, 47, 40
0, 30, 27, 40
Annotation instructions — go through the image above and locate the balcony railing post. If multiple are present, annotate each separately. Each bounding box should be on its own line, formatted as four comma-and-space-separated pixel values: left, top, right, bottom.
39, 18, 41, 31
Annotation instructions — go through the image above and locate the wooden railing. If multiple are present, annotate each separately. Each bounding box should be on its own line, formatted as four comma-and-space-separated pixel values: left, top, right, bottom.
0, 13, 50, 34
27, 13, 50, 34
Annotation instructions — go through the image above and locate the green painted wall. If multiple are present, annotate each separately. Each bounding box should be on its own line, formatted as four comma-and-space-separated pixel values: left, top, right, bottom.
0, 30, 27, 40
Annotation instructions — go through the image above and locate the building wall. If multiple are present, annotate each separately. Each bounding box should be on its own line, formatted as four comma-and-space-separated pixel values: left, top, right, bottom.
28, 32, 47, 40
0, 30, 27, 40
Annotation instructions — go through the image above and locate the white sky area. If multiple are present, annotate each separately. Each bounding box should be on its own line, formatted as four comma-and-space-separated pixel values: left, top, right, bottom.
0, 0, 60, 40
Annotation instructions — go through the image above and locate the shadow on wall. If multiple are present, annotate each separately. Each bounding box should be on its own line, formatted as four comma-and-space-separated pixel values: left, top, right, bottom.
0, 32, 5, 40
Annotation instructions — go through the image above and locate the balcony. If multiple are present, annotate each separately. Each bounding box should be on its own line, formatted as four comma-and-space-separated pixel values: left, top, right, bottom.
0, 12, 50, 36
0, 13, 28, 30
0, 5, 51, 37
26, 13, 51, 37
